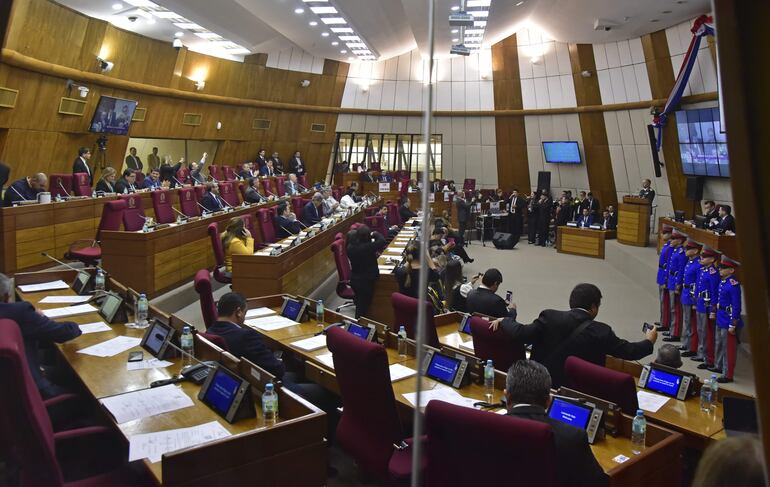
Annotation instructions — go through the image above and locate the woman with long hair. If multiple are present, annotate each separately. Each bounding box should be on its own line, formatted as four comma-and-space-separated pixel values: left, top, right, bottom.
395, 242, 440, 299
221, 217, 253, 273
94, 167, 117, 193
346, 225, 387, 318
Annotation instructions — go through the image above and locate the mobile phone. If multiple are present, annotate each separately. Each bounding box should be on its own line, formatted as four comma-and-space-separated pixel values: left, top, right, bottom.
642, 322, 653, 333
128, 351, 144, 362
505, 291, 513, 303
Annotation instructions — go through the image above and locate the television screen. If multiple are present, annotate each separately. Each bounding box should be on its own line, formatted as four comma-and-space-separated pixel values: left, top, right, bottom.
543, 141, 581, 164
89, 96, 138, 136
676, 107, 729, 178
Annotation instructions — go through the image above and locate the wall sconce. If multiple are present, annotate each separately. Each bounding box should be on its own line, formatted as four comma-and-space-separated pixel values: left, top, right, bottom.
96, 57, 114, 73
65, 79, 90, 98
194, 80, 206, 91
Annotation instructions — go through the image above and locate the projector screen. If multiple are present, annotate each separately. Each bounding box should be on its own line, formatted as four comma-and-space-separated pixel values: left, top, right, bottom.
543, 141, 581, 164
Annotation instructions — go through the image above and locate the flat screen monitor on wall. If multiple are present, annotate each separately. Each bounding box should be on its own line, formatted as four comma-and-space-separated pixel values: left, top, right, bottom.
676, 107, 729, 178
543, 141, 581, 164
89, 96, 138, 136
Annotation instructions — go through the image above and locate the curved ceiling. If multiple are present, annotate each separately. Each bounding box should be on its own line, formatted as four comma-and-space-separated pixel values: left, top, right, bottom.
59, 0, 711, 62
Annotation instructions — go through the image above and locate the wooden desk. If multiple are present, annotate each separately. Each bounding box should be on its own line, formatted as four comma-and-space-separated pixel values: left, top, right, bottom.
658, 217, 740, 260
368, 224, 418, 326
618, 196, 651, 247
557, 226, 612, 259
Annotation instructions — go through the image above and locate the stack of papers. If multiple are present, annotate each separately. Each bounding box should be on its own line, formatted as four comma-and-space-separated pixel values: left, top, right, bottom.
402, 385, 477, 409
459, 340, 475, 353
245, 307, 276, 318
637, 390, 670, 412
126, 358, 173, 371
290, 335, 327, 351
389, 364, 417, 382
40, 295, 90, 304
77, 336, 142, 357
245, 315, 299, 331
378, 265, 395, 273
79, 321, 112, 334
18, 280, 69, 293
129, 421, 231, 463
100, 385, 194, 424
385, 248, 405, 255
42, 303, 98, 319
315, 352, 335, 369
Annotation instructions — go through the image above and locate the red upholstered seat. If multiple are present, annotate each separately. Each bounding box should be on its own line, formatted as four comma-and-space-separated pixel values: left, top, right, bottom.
200, 332, 228, 350
390, 292, 439, 347
297, 175, 308, 189
178, 187, 200, 217
469, 315, 525, 372
193, 185, 207, 201
424, 400, 556, 487
73, 172, 91, 196
386, 202, 401, 226
563, 356, 639, 414
237, 182, 247, 202
259, 178, 275, 198
194, 269, 218, 329
290, 196, 304, 217
133, 171, 145, 188
49, 174, 73, 198
257, 207, 277, 243
208, 165, 222, 182
207, 223, 231, 284
222, 166, 237, 181
151, 190, 175, 224
275, 176, 287, 197
65, 199, 126, 265
330, 239, 354, 311
176, 167, 191, 185
463, 178, 476, 191
218, 182, 239, 207
364, 215, 386, 236
119, 194, 146, 231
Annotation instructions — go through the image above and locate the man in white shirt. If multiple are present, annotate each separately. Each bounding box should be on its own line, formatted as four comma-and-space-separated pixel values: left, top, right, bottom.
321, 187, 339, 215
340, 187, 358, 209
284, 174, 300, 196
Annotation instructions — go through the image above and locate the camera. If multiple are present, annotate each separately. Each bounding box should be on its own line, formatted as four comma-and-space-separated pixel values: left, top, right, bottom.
97, 136, 108, 151
642, 322, 653, 333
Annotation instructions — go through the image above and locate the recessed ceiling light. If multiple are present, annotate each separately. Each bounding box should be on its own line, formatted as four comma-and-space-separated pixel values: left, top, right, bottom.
650, 18, 660, 22
470, 11, 489, 17
452, 38, 459, 42
451, 29, 459, 34
294, 8, 305, 14
340, 49, 347, 53
348, 56, 355, 61
309, 21, 318, 26
515, 1, 525, 6
310, 6, 337, 14
321, 32, 330, 37
330, 27, 353, 32
173, 22, 202, 30
346, 42, 366, 48
331, 41, 339, 46
321, 17, 346, 24
338, 35, 360, 41
195, 32, 222, 39
467, 0, 491, 5
174, 31, 184, 37
112, 3, 123, 10
124, 0, 158, 6
153, 11, 183, 19
450, 6, 460, 11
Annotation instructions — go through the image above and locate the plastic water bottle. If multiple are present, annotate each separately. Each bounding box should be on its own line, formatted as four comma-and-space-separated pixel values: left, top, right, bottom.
316, 299, 324, 326
180, 325, 194, 367
631, 410, 646, 454
142, 219, 150, 233
397, 326, 408, 357
710, 374, 719, 399
133, 293, 149, 329
700, 378, 714, 413
262, 383, 278, 423
94, 269, 105, 292
91, 190, 97, 198
484, 360, 495, 402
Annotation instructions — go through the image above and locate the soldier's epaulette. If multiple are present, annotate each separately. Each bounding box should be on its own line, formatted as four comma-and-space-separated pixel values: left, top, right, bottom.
730, 278, 739, 286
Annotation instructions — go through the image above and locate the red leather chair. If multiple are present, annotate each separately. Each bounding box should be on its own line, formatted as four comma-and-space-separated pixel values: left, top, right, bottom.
218, 182, 239, 208
208, 165, 222, 182
65, 200, 125, 265
193, 185, 207, 201
256, 208, 277, 243
72, 173, 91, 196
364, 215, 386, 236
207, 223, 231, 284
330, 239, 354, 312
463, 178, 476, 191
259, 178, 274, 198
275, 176, 287, 197
176, 167, 191, 185
49, 174, 73, 198
133, 171, 145, 188
326, 327, 415, 482
119, 194, 146, 231
199, 332, 228, 350
469, 316, 525, 372
151, 190, 175, 224
237, 182, 247, 203
424, 400, 556, 487
363, 206, 379, 217
297, 175, 308, 189
223, 166, 237, 181
178, 187, 200, 218
563, 356, 639, 415
291, 196, 304, 217
390, 292, 439, 348
0, 320, 151, 487
334, 232, 344, 241
386, 203, 402, 227
194, 269, 218, 329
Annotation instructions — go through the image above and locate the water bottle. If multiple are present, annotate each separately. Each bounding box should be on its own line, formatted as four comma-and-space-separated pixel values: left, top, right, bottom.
180, 325, 194, 368
55, 194, 62, 202
397, 326, 408, 357
631, 410, 646, 454
94, 269, 105, 292
132, 293, 149, 329
262, 383, 278, 423
484, 360, 495, 401
91, 190, 97, 198
142, 219, 150, 233
700, 378, 714, 413
710, 374, 719, 400
316, 299, 324, 326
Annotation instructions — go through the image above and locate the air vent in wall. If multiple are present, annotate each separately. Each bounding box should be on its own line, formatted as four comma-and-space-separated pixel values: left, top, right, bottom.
58, 97, 87, 116
310, 123, 326, 133
182, 113, 202, 126
252, 119, 271, 130
132, 107, 147, 122
0, 87, 19, 108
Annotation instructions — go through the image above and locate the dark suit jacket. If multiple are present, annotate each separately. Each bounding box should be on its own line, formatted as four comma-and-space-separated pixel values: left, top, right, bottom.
715, 214, 735, 232
275, 215, 301, 239
114, 179, 136, 194
0, 301, 81, 397
509, 196, 526, 215
301, 201, 322, 226
288, 157, 306, 176
72, 157, 93, 184
456, 198, 472, 224
238, 170, 254, 180
259, 165, 276, 177
577, 214, 593, 228
244, 187, 265, 204
501, 308, 653, 387
466, 287, 516, 319
347, 232, 386, 281
94, 179, 115, 194
200, 192, 225, 212
125, 155, 143, 171
507, 405, 609, 487
3, 178, 39, 206
284, 180, 299, 196
207, 320, 284, 379
399, 205, 417, 223
600, 217, 616, 230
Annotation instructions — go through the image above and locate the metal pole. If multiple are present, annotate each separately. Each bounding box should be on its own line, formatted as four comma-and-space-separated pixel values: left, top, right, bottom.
410, 0, 436, 484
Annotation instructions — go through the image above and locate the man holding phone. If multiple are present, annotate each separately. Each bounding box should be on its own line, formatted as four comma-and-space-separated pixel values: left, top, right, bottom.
465, 268, 517, 319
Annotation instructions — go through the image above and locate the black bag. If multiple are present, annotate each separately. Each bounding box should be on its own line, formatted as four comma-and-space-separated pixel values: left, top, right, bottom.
492, 232, 517, 249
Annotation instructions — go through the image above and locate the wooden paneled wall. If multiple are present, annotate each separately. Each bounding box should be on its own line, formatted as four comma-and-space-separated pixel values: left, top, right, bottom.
0, 0, 348, 182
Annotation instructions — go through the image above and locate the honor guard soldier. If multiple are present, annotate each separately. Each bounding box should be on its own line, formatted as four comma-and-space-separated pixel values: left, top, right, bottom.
693, 247, 720, 368
655, 225, 674, 330
711, 256, 742, 383
679, 239, 702, 356
663, 230, 687, 342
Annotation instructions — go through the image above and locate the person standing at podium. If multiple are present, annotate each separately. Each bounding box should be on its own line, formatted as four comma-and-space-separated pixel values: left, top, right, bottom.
639, 179, 655, 202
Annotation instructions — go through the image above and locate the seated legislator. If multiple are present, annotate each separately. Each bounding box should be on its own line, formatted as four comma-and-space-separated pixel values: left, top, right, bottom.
221, 217, 254, 273
114, 169, 137, 194
599, 210, 616, 230
94, 167, 117, 194
239, 162, 256, 180
0, 273, 81, 398
395, 242, 440, 298
301, 193, 324, 226
710, 205, 736, 233
321, 186, 339, 215
200, 182, 226, 212
143, 168, 163, 190
399, 197, 418, 222
505, 360, 609, 487
284, 173, 300, 196
3, 173, 47, 206
259, 159, 277, 177
577, 208, 593, 228
339, 187, 358, 209
244, 178, 267, 204
466, 268, 517, 319
491, 283, 657, 387
275, 203, 302, 239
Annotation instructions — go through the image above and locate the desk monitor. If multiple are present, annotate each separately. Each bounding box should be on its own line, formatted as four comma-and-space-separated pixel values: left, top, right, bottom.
674, 210, 685, 223
459, 314, 471, 334
72, 271, 92, 295
638, 363, 693, 400
140, 319, 175, 359
694, 215, 707, 229
98, 293, 125, 324
198, 364, 256, 423
421, 349, 468, 389
344, 321, 376, 341
280, 298, 306, 322
547, 396, 604, 444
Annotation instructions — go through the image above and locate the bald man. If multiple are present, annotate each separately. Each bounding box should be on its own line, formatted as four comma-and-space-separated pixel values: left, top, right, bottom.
4, 173, 47, 206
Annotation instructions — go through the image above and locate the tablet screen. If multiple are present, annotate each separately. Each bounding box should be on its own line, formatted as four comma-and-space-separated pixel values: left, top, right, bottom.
202, 368, 241, 415
282, 299, 303, 321
460, 315, 471, 334
347, 323, 370, 340
100, 294, 121, 320
144, 321, 171, 356
645, 368, 682, 397
548, 398, 593, 430
426, 353, 461, 384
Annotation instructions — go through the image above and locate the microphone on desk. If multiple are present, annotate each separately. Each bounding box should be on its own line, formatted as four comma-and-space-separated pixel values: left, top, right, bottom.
40, 252, 97, 274
280, 225, 300, 237
11, 186, 31, 203
58, 180, 72, 198
314, 322, 345, 336
149, 336, 217, 388
296, 219, 309, 229
172, 176, 187, 188
171, 206, 189, 221
196, 201, 216, 215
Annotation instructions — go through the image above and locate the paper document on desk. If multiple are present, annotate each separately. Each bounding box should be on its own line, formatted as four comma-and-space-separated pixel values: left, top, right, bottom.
129, 421, 231, 463
77, 336, 142, 357
245, 315, 299, 331
245, 307, 276, 318
42, 303, 98, 319
40, 295, 91, 304
315, 352, 335, 369
126, 358, 173, 371
637, 390, 670, 412
378, 265, 395, 273
291, 335, 327, 351
18, 280, 70, 293
100, 384, 194, 424
385, 248, 405, 255
79, 321, 112, 334
402, 385, 477, 409
389, 364, 417, 382
459, 340, 474, 353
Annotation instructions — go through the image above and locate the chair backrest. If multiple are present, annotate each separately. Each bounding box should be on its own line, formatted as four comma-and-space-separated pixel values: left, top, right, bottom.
218, 182, 239, 207
469, 316, 525, 372
326, 327, 404, 479
291, 196, 304, 217
364, 215, 386, 236
363, 206, 379, 217
463, 178, 476, 191
424, 400, 556, 487
209, 165, 222, 181
193, 184, 207, 200
275, 176, 287, 196
151, 189, 175, 224
297, 175, 308, 188
133, 170, 145, 187
390, 292, 439, 347
238, 182, 248, 202
207, 222, 226, 268
240, 213, 256, 239
0, 320, 64, 486
257, 208, 276, 243
119, 194, 146, 231
72, 172, 91, 196
96, 199, 126, 241
334, 232, 344, 241
178, 187, 201, 217
49, 174, 73, 198
194, 269, 218, 329
223, 165, 237, 181
563, 356, 639, 415
259, 178, 274, 197
330, 239, 351, 282
387, 203, 401, 226
176, 166, 191, 184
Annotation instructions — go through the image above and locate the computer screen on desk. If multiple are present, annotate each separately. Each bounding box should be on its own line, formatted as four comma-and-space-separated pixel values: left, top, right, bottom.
644, 368, 682, 397
548, 397, 593, 430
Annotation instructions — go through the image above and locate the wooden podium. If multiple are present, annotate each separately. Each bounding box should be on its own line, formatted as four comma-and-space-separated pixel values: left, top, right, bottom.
618, 196, 651, 247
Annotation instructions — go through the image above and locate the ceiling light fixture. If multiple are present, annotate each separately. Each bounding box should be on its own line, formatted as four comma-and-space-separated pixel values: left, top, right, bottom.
309, 21, 318, 26
450, 6, 460, 11
112, 3, 123, 10
124, 0, 157, 6
174, 31, 184, 37
310, 6, 337, 14
321, 17, 347, 24
173, 22, 203, 30
340, 49, 347, 53
321, 32, 330, 37
152, 11, 183, 19
515, 1, 525, 6
451, 29, 459, 33
331, 41, 339, 46
194, 80, 205, 91
452, 38, 459, 42
330, 27, 353, 32
294, 8, 305, 14
466, 0, 491, 6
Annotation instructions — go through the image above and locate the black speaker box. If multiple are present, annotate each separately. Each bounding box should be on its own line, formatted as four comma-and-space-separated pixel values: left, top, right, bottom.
492, 232, 517, 249
537, 171, 551, 193
647, 124, 663, 178
686, 176, 704, 200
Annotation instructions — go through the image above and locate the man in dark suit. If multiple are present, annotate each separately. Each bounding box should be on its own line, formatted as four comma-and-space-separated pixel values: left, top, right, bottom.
288, 151, 305, 176
455, 192, 473, 242
508, 189, 525, 239
284, 173, 300, 196
255, 149, 268, 169
72, 147, 93, 185
703, 200, 719, 225
491, 283, 657, 387
259, 160, 276, 177
199, 182, 225, 212
600, 210, 616, 230
607, 205, 618, 228
577, 208, 593, 228
301, 193, 323, 226
270, 152, 284, 175
639, 179, 655, 202
4, 173, 47, 206
466, 268, 516, 319
114, 169, 137, 194
505, 360, 609, 487
0, 274, 81, 398
244, 178, 267, 204
362, 170, 376, 183
275, 203, 302, 239
125, 147, 143, 171
399, 197, 418, 223
238, 162, 256, 180
585, 192, 600, 216
555, 196, 573, 226
711, 205, 736, 233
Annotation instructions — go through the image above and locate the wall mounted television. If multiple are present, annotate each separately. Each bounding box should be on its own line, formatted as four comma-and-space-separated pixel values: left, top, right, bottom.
543, 141, 581, 164
676, 107, 729, 178
89, 96, 138, 136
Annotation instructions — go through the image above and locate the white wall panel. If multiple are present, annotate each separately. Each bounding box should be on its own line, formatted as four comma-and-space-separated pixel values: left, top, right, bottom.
481, 145, 498, 188
383, 58, 398, 80
452, 118, 467, 146
617, 40, 632, 66
597, 70, 614, 104
408, 81, 423, 110
634, 64, 652, 101
609, 68, 627, 103
621, 65, 640, 102
451, 56, 465, 82
451, 82, 465, 110
436, 82, 452, 111
466, 81, 480, 111
534, 78, 550, 109
544, 45, 560, 77
629, 37, 645, 64
311, 57, 325, 74
393, 81, 410, 110
547, 76, 563, 108
366, 82, 383, 110
560, 75, 577, 107
518, 46, 534, 79
481, 117, 496, 145
521, 78, 537, 109
380, 81, 396, 110
605, 42, 621, 68
405, 116, 421, 134
465, 118, 482, 145
479, 81, 494, 110
593, 44, 608, 71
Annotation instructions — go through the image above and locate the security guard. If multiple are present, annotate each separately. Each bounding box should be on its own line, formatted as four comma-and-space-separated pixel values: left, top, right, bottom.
693, 247, 720, 368
711, 256, 742, 383
663, 230, 687, 342
679, 239, 702, 356
655, 225, 674, 330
